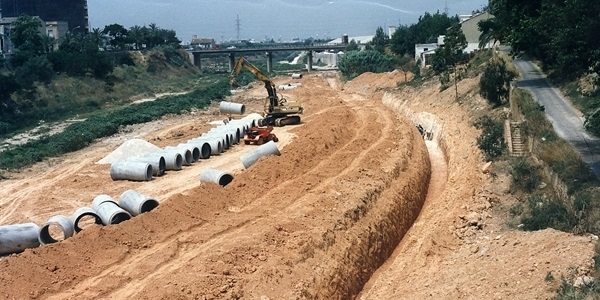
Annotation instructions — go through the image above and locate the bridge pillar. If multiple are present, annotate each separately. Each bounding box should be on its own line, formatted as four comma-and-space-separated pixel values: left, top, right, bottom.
266, 51, 273, 73
193, 52, 201, 69
228, 53, 236, 72
307, 50, 313, 72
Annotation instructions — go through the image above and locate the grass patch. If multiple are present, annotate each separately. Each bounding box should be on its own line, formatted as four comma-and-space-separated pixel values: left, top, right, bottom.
0, 80, 230, 170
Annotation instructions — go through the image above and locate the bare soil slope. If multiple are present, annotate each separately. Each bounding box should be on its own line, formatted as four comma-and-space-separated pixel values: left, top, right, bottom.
0, 71, 595, 299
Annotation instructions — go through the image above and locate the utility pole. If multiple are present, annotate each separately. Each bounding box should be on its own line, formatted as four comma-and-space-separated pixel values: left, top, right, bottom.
235, 14, 241, 41
444, 1, 449, 15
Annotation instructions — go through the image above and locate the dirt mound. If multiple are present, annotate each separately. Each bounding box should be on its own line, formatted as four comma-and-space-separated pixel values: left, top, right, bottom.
344, 70, 413, 94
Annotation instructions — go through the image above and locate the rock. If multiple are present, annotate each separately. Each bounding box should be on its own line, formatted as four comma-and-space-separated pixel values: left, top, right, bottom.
482, 161, 493, 174
465, 212, 480, 226
574, 276, 594, 288
471, 245, 480, 254
538, 182, 547, 189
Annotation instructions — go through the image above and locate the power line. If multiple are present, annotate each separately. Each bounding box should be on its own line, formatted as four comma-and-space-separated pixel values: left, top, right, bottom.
235, 14, 241, 40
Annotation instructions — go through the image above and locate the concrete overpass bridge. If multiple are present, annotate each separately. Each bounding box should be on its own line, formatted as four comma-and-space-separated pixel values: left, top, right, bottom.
189, 44, 348, 72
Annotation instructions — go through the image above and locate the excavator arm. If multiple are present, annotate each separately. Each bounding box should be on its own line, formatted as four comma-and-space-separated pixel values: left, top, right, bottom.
229, 56, 279, 109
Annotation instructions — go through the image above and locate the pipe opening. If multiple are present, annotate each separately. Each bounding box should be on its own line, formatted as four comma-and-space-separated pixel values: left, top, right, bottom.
201, 143, 211, 159
218, 174, 234, 186
158, 157, 166, 176
175, 154, 183, 169
190, 148, 200, 161
111, 212, 131, 225
140, 199, 160, 213
74, 214, 102, 232
39, 223, 67, 244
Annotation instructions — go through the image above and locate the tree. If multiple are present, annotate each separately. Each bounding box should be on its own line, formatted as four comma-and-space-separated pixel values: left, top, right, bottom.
103, 23, 128, 50
479, 56, 516, 106
10, 15, 45, 54
345, 39, 359, 52
390, 12, 459, 57
396, 55, 417, 82
338, 50, 395, 79
432, 24, 467, 98
371, 26, 388, 53
477, 18, 503, 49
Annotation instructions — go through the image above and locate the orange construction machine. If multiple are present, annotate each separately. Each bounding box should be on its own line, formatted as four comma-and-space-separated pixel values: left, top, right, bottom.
243, 126, 279, 145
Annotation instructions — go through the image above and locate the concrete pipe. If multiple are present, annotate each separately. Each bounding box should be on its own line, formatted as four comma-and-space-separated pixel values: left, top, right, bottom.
92, 195, 132, 225
240, 141, 281, 169
163, 147, 193, 166
119, 190, 159, 217
72, 207, 102, 233
219, 101, 246, 115
126, 156, 165, 177
205, 129, 232, 148
218, 125, 241, 144
0, 223, 40, 255
38, 215, 75, 245
199, 168, 234, 186
172, 144, 200, 162
198, 134, 228, 151
181, 141, 211, 159
144, 152, 183, 171
189, 138, 222, 156
211, 128, 238, 145
110, 162, 153, 181
291, 73, 303, 79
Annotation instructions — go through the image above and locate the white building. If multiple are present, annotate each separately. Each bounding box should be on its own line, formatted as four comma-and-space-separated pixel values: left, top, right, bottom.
415, 43, 439, 68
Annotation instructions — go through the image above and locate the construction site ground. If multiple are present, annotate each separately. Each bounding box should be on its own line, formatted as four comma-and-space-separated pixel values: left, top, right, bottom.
0, 71, 595, 299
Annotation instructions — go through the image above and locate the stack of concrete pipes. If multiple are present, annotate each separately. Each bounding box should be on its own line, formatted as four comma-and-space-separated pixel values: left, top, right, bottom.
0, 190, 158, 256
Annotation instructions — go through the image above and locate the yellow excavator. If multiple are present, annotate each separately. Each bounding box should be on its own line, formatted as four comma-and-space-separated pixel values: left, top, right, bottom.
229, 56, 303, 126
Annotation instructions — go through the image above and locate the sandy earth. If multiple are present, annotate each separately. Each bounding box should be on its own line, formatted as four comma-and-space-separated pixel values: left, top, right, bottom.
0, 71, 595, 299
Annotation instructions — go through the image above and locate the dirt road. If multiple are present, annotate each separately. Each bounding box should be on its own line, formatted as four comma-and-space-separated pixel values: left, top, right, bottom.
0, 71, 595, 299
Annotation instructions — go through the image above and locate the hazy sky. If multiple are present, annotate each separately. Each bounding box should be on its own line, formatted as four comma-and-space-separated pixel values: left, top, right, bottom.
87, 0, 489, 43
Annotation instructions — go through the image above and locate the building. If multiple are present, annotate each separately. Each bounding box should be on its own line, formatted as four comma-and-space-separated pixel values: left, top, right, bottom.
0, 0, 89, 33
0, 16, 45, 53
191, 36, 216, 49
414, 43, 439, 68
460, 12, 495, 53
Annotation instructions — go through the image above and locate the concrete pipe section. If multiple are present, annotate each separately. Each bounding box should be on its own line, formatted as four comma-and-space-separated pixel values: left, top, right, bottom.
119, 189, 159, 217
38, 215, 75, 245
0, 223, 41, 255
163, 147, 193, 166
191, 137, 223, 155
202, 132, 231, 150
92, 195, 132, 225
219, 101, 246, 115
145, 152, 183, 171
181, 141, 211, 159
110, 162, 153, 181
171, 145, 200, 162
72, 207, 103, 233
291, 73, 303, 79
127, 156, 166, 177
199, 168, 234, 186
240, 141, 281, 169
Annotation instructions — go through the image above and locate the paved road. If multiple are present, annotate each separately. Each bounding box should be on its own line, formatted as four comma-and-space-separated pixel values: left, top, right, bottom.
513, 58, 600, 178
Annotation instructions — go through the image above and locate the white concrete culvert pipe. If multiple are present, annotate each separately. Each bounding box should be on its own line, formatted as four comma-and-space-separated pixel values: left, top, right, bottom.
211, 128, 238, 145
187, 137, 223, 159
38, 215, 75, 245
144, 151, 183, 171
192, 137, 224, 155
219, 101, 246, 115
199, 168, 234, 186
72, 207, 103, 233
243, 113, 264, 127
119, 189, 159, 217
240, 141, 281, 169
203, 132, 231, 150
0, 223, 40, 255
181, 141, 211, 159
92, 195, 132, 225
110, 162, 153, 181
163, 147, 193, 166
170, 144, 200, 162
126, 156, 166, 177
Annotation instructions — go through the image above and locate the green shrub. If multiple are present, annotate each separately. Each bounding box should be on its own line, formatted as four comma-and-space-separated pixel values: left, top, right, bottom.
510, 157, 541, 193
521, 195, 576, 231
479, 57, 516, 106
474, 115, 505, 160
338, 50, 395, 79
